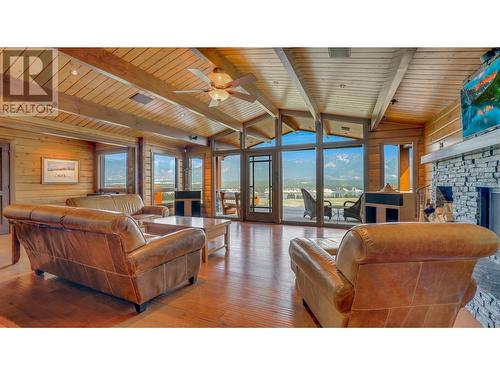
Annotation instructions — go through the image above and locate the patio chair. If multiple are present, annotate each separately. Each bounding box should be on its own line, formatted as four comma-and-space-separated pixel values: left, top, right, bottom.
343, 194, 363, 222
301, 188, 332, 220
220, 191, 240, 216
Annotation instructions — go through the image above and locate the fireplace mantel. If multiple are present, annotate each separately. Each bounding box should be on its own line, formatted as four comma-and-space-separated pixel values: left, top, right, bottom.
421, 127, 500, 164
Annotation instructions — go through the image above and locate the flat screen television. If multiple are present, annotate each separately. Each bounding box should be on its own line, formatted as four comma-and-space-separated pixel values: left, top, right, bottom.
461, 53, 500, 139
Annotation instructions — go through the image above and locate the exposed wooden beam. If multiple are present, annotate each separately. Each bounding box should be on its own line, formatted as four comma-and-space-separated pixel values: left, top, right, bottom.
57, 93, 208, 146
281, 116, 301, 131
243, 113, 271, 128
321, 112, 370, 126
208, 128, 234, 141
1, 74, 208, 146
58, 48, 244, 133
274, 48, 320, 121
370, 48, 417, 131
192, 48, 279, 118
279, 109, 312, 118
0, 116, 136, 147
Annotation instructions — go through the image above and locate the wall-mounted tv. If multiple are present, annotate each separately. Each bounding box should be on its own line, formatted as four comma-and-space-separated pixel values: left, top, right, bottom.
461, 54, 500, 139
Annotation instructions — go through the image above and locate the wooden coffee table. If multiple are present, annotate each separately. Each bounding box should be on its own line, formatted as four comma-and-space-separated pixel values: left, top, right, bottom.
143, 216, 231, 263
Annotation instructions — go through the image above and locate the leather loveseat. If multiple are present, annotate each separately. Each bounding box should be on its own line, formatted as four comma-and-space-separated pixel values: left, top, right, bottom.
4, 204, 205, 312
66, 194, 168, 222
289, 223, 499, 327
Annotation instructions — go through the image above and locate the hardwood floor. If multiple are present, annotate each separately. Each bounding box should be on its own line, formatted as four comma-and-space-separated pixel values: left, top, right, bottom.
0, 222, 480, 328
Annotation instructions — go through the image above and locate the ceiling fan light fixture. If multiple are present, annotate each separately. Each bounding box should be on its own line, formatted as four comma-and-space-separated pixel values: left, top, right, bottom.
208, 68, 232, 88
208, 88, 230, 102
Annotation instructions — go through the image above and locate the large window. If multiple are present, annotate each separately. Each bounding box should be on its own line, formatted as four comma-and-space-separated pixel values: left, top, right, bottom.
282, 149, 316, 222
383, 143, 413, 191
189, 157, 203, 197
153, 153, 177, 207
215, 154, 241, 218
323, 147, 364, 224
99, 151, 127, 191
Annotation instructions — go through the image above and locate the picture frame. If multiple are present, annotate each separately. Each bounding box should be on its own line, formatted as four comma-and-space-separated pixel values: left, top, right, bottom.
42, 157, 79, 184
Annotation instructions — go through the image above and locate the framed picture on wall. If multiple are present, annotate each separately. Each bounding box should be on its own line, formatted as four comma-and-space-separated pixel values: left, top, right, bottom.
42, 157, 79, 184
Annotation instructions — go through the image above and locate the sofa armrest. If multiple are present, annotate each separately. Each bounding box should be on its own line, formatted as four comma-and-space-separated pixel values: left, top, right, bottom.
141, 205, 169, 217
127, 228, 205, 273
289, 238, 354, 313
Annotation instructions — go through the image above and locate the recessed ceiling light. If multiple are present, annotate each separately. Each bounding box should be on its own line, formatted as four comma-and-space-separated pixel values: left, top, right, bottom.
180, 113, 185, 117
70, 69, 78, 76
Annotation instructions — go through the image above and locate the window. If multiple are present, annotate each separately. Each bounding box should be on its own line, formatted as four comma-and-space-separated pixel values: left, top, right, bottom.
323, 147, 364, 224
99, 151, 127, 191
383, 143, 414, 191
215, 154, 241, 217
383, 145, 399, 190
282, 149, 316, 222
153, 153, 177, 207
189, 157, 203, 198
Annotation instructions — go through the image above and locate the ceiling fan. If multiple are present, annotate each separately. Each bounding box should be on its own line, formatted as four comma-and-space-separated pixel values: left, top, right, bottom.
173, 67, 257, 107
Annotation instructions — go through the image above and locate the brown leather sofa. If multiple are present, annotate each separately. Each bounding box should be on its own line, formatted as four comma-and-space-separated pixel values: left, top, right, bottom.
66, 194, 168, 222
289, 223, 499, 327
4, 204, 205, 313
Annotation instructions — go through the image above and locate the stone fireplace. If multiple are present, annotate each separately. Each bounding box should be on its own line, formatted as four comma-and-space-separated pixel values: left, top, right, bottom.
432, 144, 500, 327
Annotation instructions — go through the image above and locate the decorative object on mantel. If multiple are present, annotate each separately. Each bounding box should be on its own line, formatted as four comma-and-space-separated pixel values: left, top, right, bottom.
41, 157, 79, 184
380, 183, 397, 192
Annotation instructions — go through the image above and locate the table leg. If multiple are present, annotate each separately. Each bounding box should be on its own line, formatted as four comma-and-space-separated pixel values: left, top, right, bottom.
11, 225, 20, 265
224, 224, 231, 253
202, 240, 209, 263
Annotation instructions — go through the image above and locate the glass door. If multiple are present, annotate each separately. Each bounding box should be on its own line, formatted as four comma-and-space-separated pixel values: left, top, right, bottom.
245, 151, 276, 222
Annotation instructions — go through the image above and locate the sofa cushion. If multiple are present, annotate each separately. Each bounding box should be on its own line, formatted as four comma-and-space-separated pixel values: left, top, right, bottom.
66, 195, 118, 212
111, 194, 144, 216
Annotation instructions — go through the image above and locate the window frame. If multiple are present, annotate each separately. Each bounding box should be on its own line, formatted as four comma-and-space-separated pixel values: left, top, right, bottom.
151, 151, 179, 207
187, 155, 204, 199
97, 149, 129, 193
380, 142, 416, 192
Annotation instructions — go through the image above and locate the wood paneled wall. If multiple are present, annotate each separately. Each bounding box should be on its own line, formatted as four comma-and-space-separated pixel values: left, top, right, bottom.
421, 99, 463, 187
367, 122, 425, 191
0, 126, 95, 205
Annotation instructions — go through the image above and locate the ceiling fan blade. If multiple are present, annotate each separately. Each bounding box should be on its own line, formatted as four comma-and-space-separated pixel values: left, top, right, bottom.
227, 89, 257, 103
209, 99, 219, 108
173, 89, 208, 94
187, 68, 212, 85
225, 73, 256, 88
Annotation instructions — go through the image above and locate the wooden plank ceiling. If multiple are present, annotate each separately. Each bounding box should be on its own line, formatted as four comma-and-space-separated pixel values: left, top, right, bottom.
384, 48, 490, 124
0, 47, 491, 146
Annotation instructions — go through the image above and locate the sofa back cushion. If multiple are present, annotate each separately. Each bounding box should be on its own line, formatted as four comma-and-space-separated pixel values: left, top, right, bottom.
66, 194, 145, 216
66, 195, 118, 211
111, 194, 144, 216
